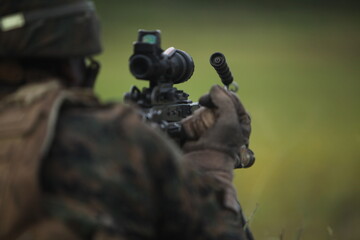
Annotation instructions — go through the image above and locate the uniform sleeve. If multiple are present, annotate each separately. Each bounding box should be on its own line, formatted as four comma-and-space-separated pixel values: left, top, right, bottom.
40, 104, 252, 240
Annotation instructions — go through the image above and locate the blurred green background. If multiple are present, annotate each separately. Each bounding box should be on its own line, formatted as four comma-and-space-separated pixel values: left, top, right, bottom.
93, 1, 360, 239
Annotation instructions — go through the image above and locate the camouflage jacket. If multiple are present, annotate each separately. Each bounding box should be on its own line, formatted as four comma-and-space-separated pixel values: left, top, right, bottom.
1, 80, 253, 240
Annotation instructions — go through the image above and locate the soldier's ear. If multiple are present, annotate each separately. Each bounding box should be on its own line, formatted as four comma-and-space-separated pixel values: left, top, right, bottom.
83, 58, 100, 88
60, 58, 88, 87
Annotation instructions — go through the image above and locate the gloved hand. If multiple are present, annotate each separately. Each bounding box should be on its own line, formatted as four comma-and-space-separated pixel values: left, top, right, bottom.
181, 85, 254, 168
181, 85, 254, 218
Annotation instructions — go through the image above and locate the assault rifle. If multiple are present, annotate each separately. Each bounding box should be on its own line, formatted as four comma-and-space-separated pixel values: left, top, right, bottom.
124, 30, 254, 167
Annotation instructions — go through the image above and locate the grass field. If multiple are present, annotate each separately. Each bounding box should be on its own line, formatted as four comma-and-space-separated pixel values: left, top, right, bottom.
94, 1, 360, 239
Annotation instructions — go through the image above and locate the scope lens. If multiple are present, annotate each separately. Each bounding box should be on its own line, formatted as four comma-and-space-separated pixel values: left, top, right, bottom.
130, 55, 153, 79
142, 34, 157, 44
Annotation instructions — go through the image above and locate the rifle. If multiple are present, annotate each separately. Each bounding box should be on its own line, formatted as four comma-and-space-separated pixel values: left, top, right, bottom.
125, 30, 254, 168
124, 30, 198, 142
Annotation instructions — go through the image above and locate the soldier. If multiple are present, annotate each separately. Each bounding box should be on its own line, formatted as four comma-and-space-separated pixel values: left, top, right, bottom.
0, 0, 254, 239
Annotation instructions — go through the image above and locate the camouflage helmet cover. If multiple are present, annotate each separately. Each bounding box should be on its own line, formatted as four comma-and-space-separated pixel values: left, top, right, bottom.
0, 0, 102, 58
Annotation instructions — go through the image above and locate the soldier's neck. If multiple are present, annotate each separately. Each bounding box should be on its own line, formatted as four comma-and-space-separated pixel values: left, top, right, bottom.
0, 60, 63, 88
0, 58, 91, 91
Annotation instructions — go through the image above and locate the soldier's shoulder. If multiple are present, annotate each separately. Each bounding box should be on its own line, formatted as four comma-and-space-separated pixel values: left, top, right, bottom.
55, 100, 143, 146
54, 98, 181, 159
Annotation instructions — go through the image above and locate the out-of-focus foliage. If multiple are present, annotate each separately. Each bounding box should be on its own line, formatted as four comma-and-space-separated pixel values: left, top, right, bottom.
93, 1, 360, 239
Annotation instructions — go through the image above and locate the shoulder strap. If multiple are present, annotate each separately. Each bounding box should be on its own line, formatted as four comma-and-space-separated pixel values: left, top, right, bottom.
0, 80, 99, 239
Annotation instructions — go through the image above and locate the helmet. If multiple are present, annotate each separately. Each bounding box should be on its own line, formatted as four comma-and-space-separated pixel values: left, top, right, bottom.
0, 0, 102, 58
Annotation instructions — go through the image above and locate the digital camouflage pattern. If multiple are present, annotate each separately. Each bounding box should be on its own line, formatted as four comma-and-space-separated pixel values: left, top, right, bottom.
0, 0, 101, 57
26, 102, 253, 240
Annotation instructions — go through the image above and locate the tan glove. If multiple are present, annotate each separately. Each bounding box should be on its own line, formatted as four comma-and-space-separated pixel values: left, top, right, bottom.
182, 85, 254, 168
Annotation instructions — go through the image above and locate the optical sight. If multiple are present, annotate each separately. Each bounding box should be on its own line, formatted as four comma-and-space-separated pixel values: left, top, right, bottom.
129, 30, 194, 84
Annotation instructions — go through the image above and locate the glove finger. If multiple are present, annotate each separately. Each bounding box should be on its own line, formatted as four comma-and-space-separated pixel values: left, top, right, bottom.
199, 93, 215, 108
201, 108, 216, 129
182, 115, 197, 140
208, 85, 237, 116
200, 85, 232, 110
227, 91, 248, 118
181, 108, 216, 140
239, 113, 251, 139
200, 85, 244, 115
215, 89, 251, 145
193, 117, 208, 138
226, 92, 251, 142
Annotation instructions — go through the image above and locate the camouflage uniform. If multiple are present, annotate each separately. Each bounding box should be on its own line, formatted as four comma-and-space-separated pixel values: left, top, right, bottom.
0, 0, 254, 239
39, 93, 253, 240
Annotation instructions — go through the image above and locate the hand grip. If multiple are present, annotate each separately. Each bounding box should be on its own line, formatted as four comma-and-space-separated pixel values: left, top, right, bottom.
181, 106, 255, 168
